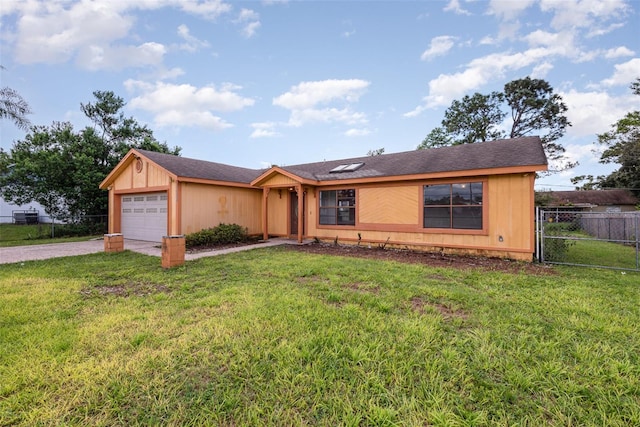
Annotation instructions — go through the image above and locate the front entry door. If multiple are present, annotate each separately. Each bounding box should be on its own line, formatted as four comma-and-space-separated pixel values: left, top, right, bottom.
290, 191, 305, 236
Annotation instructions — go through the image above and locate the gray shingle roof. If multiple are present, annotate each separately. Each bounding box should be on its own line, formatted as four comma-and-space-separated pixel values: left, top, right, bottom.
281, 136, 547, 181
137, 149, 265, 184
138, 136, 547, 185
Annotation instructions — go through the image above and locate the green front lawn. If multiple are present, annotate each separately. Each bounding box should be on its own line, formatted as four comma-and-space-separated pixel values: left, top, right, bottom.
0, 223, 100, 247
1, 248, 638, 426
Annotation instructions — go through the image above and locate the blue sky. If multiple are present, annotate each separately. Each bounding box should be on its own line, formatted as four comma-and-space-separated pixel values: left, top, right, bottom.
1, 0, 639, 191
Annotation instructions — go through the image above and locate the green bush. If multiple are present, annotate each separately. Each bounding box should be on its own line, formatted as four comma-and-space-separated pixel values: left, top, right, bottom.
185, 223, 248, 248
51, 222, 107, 238
543, 236, 575, 262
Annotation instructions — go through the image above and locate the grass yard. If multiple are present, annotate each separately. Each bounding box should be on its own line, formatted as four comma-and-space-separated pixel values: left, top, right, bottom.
0, 223, 100, 247
565, 237, 639, 270
1, 248, 639, 426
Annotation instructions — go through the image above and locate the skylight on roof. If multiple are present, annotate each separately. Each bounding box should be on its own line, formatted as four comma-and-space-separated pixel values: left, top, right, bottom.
329, 162, 364, 173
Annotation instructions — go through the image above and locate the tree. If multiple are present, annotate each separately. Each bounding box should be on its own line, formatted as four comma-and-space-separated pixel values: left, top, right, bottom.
1, 122, 75, 219
419, 77, 573, 172
0, 91, 181, 219
366, 147, 385, 156
0, 86, 32, 130
583, 79, 640, 195
504, 77, 572, 168
570, 174, 604, 190
442, 92, 506, 144
417, 127, 452, 150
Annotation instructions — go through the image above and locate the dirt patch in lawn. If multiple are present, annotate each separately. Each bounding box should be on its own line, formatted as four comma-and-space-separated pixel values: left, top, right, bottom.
80, 281, 171, 298
285, 242, 555, 275
410, 296, 468, 320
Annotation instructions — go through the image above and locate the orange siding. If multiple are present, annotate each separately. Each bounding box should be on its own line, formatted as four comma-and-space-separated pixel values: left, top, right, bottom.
112, 159, 170, 191
267, 191, 289, 236
262, 174, 299, 187
359, 186, 419, 224
114, 169, 132, 190
305, 173, 535, 260
180, 182, 263, 235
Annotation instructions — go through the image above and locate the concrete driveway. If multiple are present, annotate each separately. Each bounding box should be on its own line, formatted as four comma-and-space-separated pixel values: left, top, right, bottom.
0, 238, 297, 265
0, 239, 160, 264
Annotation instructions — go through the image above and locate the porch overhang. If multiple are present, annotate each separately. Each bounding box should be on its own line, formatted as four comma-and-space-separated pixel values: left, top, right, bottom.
251, 166, 317, 187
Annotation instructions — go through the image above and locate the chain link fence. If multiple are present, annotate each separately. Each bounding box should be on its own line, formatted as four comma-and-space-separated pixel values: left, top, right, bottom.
0, 214, 108, 240
536, 208, 640, 271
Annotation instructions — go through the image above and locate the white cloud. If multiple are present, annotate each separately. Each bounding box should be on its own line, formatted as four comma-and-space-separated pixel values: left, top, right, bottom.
601, 58, 640, 87
560, 88, 638, 137
487, 0, 536, 20
562, 142, 601, 167
5, 0, 232, 70
408, 48, 555, 112
486, 0, 536, 41
178, 0, 232, 20
273, 79, 370, 128
76, 42, 166, 71
126, 80, 255, 130
157, 67, 186, 80
443, 0, 471, 16
540, 0, 630, 32
531, 62, 554, 78
479, 36, 496, 45
12, 1, 133, 65
406, 17, 614, 117
586, 22, 625, 37
273, 79, 369, 110
250, 122, 281, 138
241, 21, 261, 38
420, 36, 456, 61
604, 46, 635, 59
344, 128, 371, 137
288, 108, 367, 128
235, 8, 261, 38
177, 24, 210, 52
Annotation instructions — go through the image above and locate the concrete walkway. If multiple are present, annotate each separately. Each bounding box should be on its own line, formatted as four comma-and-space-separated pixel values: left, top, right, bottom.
0, 238, 301, 265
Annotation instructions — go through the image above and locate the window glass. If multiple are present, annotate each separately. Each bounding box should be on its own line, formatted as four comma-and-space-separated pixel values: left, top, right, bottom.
452, 206, 482, 229
424, 182, 483, 230
424, 207, 451, 228
424, 185, 450, 205
319, 189, 355, 225
319, 208, 336, 225
320, 190, 336, 207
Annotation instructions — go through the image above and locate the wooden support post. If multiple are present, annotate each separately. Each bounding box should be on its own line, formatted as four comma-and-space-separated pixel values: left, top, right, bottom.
297, 184, 304, 244
262, 188, 270, 241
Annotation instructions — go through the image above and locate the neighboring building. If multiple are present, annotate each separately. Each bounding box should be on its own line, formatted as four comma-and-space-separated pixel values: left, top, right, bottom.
100, 136, 548, 261
0, 198, 47, 224
548, 189, 639, 213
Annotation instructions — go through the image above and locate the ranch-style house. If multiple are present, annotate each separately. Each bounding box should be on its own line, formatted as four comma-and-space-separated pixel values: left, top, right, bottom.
100, 136, 548, 261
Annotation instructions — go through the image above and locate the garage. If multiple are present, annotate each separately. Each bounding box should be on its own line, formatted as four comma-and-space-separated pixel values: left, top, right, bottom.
121, 192, 167, 242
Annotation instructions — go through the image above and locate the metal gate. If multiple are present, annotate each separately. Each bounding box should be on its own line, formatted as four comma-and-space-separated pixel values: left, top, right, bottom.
536, 208, 640, 271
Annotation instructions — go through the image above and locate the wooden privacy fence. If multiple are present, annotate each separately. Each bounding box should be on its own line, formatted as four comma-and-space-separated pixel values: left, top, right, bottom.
579, 212, 640, 242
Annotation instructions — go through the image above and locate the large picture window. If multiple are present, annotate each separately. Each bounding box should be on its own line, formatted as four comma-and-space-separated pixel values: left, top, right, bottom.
424, 182, 483, 229
319, 189, 356, 225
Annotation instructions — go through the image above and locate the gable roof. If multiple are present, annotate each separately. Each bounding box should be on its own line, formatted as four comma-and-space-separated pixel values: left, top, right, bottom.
136, 149, 265, 184
549, 189, 639, 206
102, 136, 548, 190
272, 136, 547, 183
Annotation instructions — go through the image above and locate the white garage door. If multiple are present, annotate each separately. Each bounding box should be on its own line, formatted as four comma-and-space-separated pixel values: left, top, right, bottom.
121, 192, 167, 242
